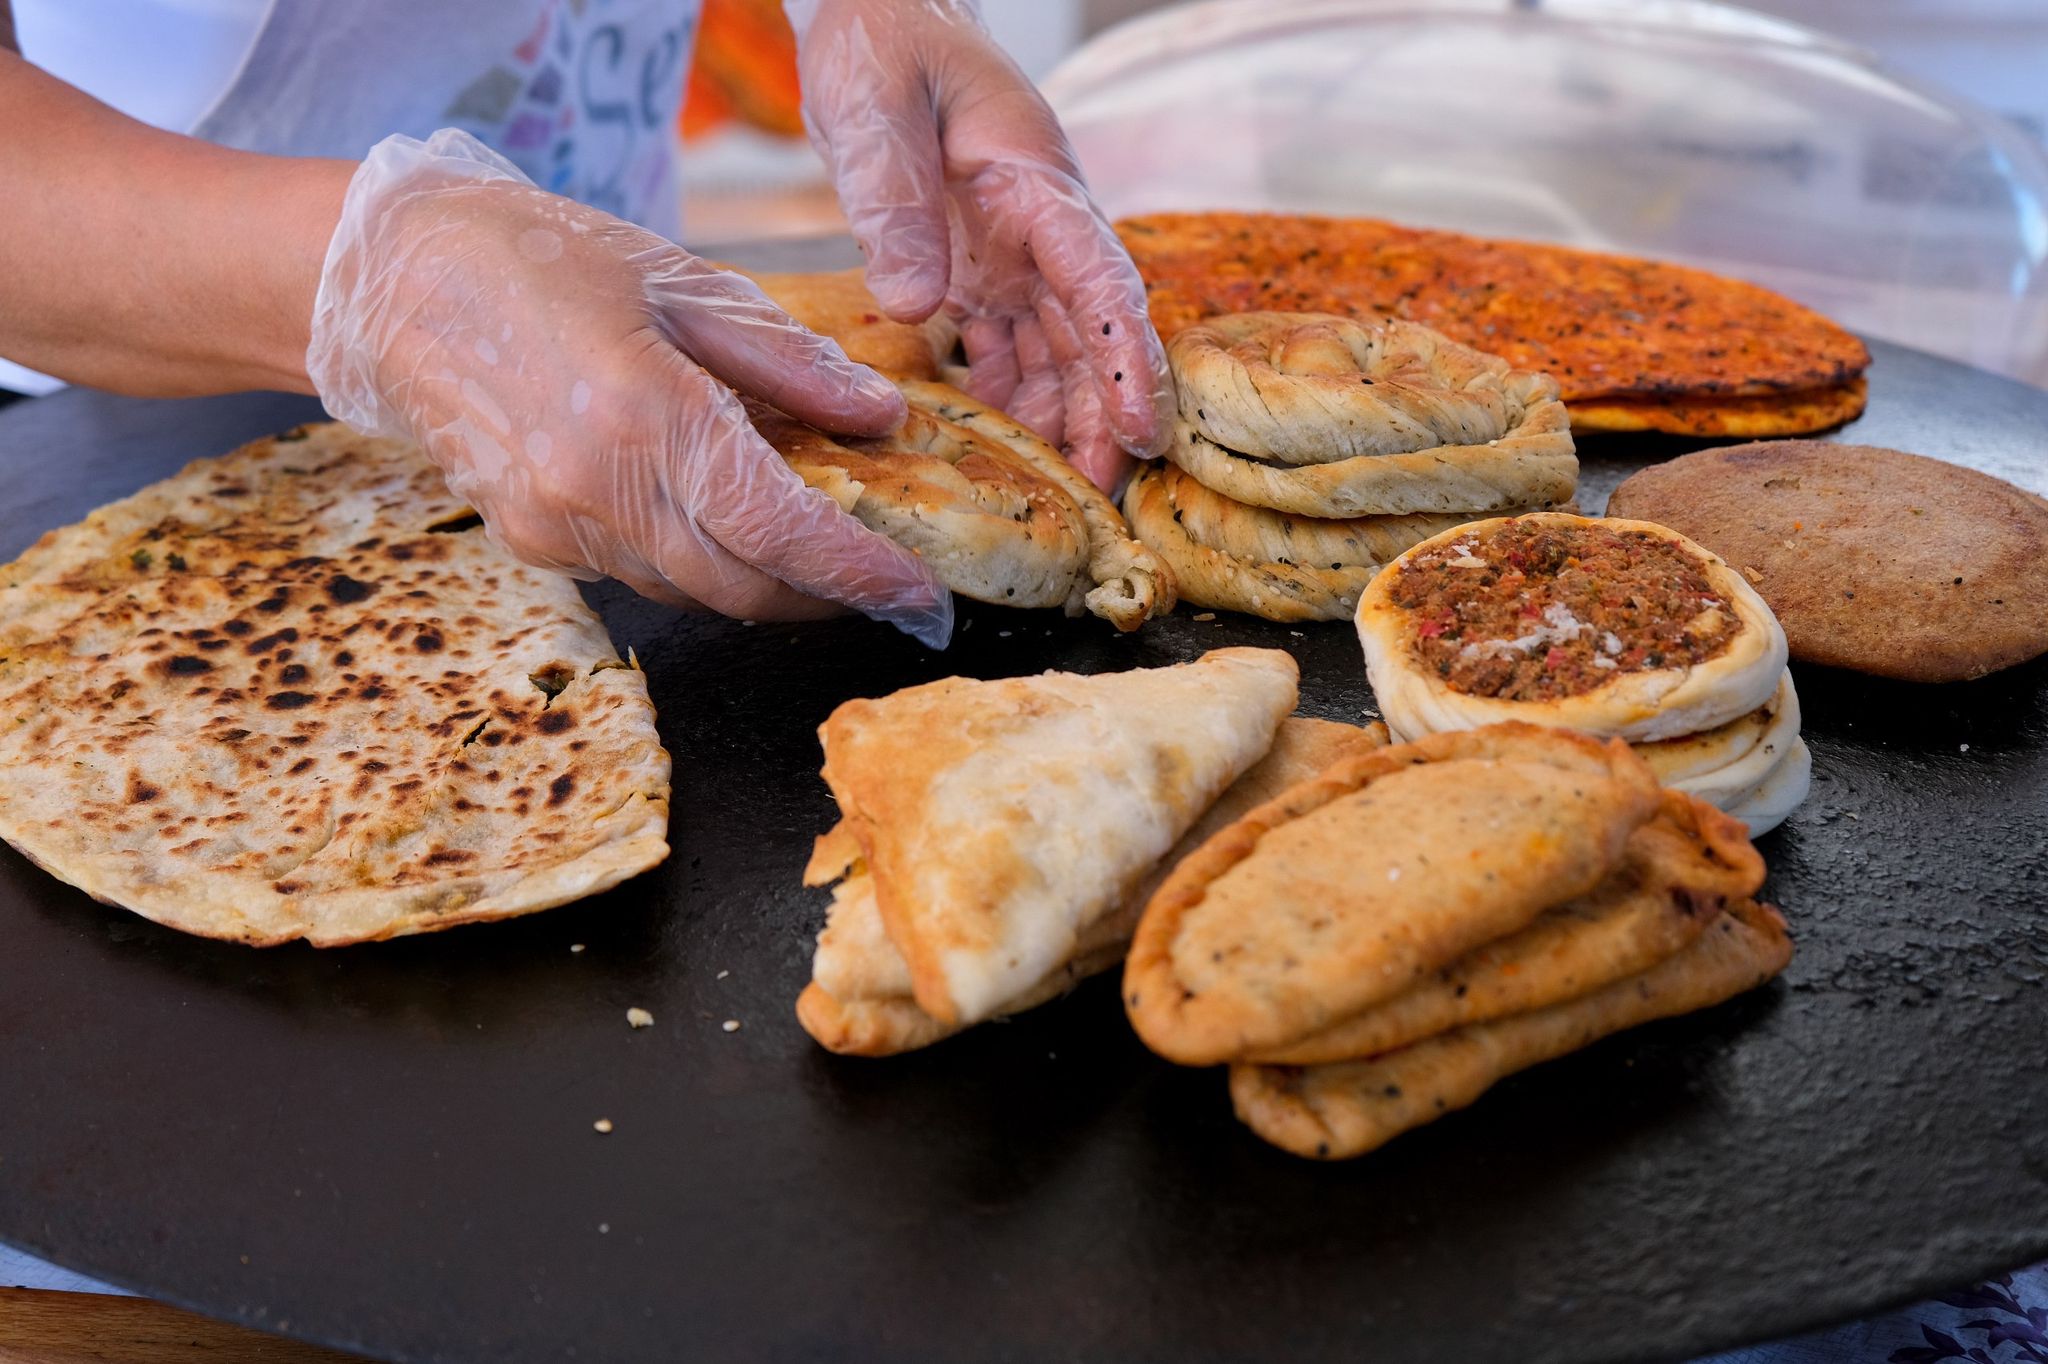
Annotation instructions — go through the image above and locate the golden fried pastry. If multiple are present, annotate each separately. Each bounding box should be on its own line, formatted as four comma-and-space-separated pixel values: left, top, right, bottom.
1122, 463, 1507, 623
1169, 418, 1578, 519
802, 649, 1298, 1035
798, 716, 1386, 1056
1229, 898, 1793, 1160
754, 397, 1091, 612
1248, 789, 1762, 1065
1123, 724, 1661, 1066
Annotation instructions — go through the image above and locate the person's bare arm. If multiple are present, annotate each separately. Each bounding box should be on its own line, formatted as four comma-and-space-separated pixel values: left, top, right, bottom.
0, 48, 350, 394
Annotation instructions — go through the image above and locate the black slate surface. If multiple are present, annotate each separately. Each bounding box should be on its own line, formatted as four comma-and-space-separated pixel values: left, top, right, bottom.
0, 335, 2045, 1364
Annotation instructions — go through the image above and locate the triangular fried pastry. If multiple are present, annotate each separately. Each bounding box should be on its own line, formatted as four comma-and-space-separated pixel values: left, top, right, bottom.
806, 648, 1299, 1033
1229, 898, 1793, 1159
1125, 723, 1662, 1065
797, 717, 1386, 1056
1248, 790, 1763, 1065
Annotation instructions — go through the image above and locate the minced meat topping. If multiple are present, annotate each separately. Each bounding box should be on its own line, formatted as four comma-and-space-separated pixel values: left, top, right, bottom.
1389, 521, 1740, 700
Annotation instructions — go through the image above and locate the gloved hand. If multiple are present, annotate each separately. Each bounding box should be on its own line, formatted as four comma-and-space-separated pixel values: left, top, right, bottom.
784, 0, 1171, 493
307, 129, 953, 647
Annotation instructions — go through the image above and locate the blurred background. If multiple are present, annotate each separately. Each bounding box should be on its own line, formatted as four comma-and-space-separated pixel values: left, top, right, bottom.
10, 0, 2048, 387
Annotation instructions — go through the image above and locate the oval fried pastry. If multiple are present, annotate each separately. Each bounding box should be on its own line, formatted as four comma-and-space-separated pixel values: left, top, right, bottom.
1228, 898, 1793, 1160
1248, 789, 1763, 1065
1123, 723, 1661, 1066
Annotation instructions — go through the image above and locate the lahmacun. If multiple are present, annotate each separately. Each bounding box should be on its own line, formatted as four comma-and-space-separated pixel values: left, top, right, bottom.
1119, 212, 1870, 421
1569, 381, 1867, 438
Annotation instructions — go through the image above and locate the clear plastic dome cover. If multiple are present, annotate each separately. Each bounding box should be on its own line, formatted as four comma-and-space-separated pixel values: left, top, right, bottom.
1042, 0, 2048, 387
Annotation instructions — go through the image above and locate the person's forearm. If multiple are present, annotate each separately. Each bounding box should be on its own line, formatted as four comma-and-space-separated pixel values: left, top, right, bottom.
0, 51, 352, 396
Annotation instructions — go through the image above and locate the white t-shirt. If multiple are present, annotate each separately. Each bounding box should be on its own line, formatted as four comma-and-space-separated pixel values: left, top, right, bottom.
3, 0, 699, 393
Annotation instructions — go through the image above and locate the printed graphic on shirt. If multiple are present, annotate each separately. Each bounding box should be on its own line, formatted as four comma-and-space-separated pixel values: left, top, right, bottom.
444, 0, 694, 228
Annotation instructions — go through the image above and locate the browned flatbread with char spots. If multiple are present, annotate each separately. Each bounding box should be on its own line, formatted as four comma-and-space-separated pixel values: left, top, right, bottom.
0, 423, 672, 945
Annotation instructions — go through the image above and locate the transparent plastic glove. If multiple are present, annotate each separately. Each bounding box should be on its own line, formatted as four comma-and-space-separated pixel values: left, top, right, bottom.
307, 129, 953, 647
785, 0, 1171, 493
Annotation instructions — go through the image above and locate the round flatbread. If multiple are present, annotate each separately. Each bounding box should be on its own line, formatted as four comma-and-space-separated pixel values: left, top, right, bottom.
1635, 671, 1798, 801
1358, 513, 1787, 743
1607, 441, 2048, 682
1635, 671, 1805, 832
718, 264, 948, 380
1170, 312, 1563, 464
1720, 736, 1812, 837
0, 424, 671, 946
1122, 463, 1498, 622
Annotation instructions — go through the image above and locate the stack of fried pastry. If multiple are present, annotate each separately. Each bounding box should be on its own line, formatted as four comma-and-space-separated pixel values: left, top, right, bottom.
794, 648, 1394, 1055
1355, 512, 1811, 834
1119, 211, 1872, 437
750, 378, 1174, 630
1122, 311, 1578, 623
1123, 723, 1793, 1160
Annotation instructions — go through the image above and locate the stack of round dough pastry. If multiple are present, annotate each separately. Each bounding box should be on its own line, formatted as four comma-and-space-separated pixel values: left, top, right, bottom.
1124, 311, 1579, 622
1354, 512, 1811, 834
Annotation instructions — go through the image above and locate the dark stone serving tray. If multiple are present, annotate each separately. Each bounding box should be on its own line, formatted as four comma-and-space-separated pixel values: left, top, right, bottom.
1, 286, 2044, 1363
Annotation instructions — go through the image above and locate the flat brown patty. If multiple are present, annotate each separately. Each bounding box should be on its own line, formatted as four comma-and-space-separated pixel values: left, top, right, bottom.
1607, 442, 2048, 683
1391, 522, 1738, 700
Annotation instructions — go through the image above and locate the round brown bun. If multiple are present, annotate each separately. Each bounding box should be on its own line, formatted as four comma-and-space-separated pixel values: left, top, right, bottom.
1165, 312, 1576, 518
1357, 513, 1787, 744
1123, 462, 1530, 623
1606, 441, 2048, 683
